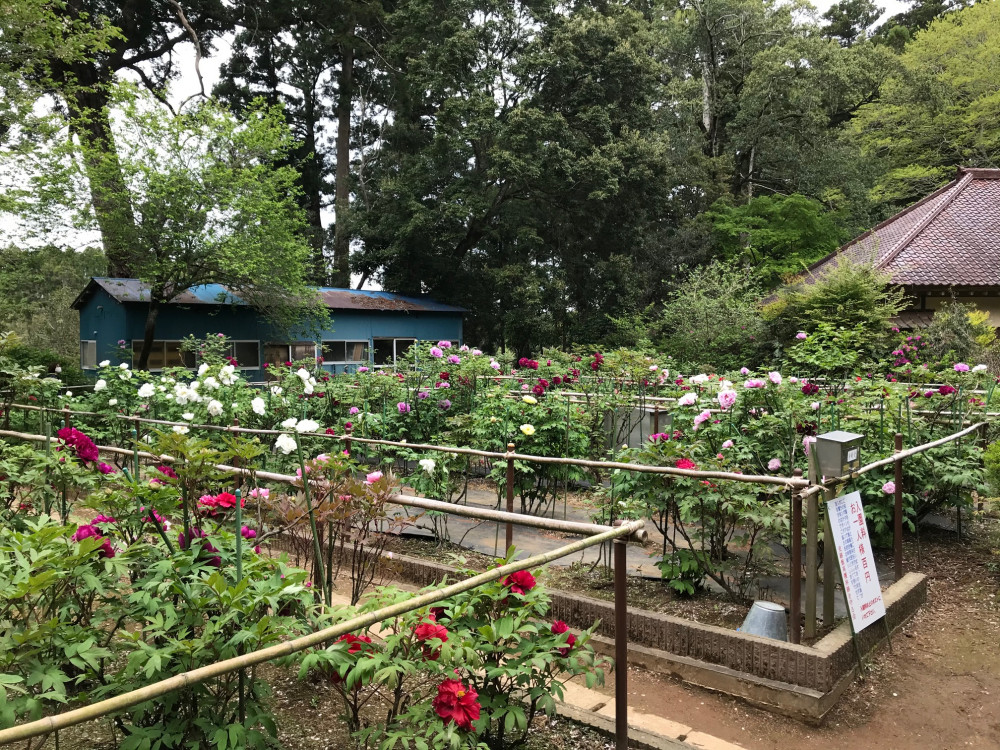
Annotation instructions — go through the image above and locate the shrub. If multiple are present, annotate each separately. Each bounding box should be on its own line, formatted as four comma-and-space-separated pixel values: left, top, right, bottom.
922, 301, 996, 365
305, 561, 606, 750
765, 258, 905, 363
653, 260, 766, 372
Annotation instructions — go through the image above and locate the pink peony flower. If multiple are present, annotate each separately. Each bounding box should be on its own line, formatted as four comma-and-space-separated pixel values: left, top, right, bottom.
717, 389, 737, 410
954, 363, 969, 372
365, 471, 383, 485
882, 481, 896, 495
693, 409, 712, 430
767, 458, 782, 471
721, 439, 734, 449
768, 371, 782, 385
429, 347, 443, 358
397, 402, 411, 414
447, 354, 461, 365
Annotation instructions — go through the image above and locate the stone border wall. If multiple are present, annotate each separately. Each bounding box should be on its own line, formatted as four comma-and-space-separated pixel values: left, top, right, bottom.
383, 551, 927, 698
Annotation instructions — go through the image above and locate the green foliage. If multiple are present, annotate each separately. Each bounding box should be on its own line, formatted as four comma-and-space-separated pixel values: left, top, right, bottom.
305, 561, 606, 750
785, 322, 868, 380
654, 260, 766, 372
0, 245, 105, 363
0, 516, 127, 728
704, 194, 846, 285
985, 441, 1000, 497
922, 301, 995, 365
765, 258, 906, 361
854, 1, 1000, 205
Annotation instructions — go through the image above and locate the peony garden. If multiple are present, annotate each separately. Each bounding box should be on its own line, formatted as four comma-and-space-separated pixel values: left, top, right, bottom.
0, 319, 998, 749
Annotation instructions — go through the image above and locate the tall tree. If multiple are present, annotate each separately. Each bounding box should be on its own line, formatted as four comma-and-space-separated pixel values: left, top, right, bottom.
216, 0, 385, 287
354, 1, 678, 350
822, 0, 882, 46
853, 0, 1000, 206
14, 88, 323, 368
15, 1, 232, 275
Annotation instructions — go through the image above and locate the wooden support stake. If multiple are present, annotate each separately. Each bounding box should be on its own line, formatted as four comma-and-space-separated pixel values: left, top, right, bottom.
790, 470, 803, 645
505, 443, 515, 553
894, 433, 904, 580
614, 538, 629, 750
823, 485, 836, 628
805, 454, 819, 639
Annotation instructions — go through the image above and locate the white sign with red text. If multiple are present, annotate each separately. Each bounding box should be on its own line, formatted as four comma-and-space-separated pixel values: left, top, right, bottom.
827, 490, 886, 633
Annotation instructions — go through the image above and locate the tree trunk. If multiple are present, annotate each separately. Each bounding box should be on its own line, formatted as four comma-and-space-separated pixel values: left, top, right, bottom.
137, 298, 161, 370
303, 92, 328, 284
332, 37, 355, 288
65, 76, 138, 277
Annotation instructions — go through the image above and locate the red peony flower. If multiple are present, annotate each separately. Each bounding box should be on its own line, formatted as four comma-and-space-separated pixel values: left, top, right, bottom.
551, 620, 576, 656
503, 569, 536, 595
675, 457, 697, 470
337, 633, 373, 655
433, 679, 481, 730
213, 492, 242, 509
415, 620, 449, 660
72, 524, 116, 558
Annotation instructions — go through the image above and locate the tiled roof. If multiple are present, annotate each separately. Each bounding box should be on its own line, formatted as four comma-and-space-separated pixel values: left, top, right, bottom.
808, 168, 1000, 287
72, 278, 466, 313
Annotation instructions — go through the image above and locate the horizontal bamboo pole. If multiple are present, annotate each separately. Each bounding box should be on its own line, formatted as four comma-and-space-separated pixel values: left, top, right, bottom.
386, 493, 649, 543
0, 520, 643, 746
0, 429, 650, 542
851, 421, 985, 478
4, 404, 808, 487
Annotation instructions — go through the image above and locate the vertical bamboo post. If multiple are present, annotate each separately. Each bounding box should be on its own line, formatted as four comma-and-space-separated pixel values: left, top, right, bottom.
614, 537, 629, 750
823, 485, 836, 628
894, 432, 904, 580
805, 453, 819, 638
790, 469, 803, 645
653, 403, 659, 436
505, 443, 515, 553
63, 407, 71, 429
234, 488, 246, 722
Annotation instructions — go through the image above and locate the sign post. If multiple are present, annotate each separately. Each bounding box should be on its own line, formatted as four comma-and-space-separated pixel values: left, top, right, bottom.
826, 490, 889, 674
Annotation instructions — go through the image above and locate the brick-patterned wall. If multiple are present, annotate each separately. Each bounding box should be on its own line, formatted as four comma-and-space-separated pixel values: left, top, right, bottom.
381, 550, 927, 694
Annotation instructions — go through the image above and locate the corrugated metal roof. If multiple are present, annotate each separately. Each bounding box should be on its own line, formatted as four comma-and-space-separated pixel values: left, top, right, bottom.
73, 278, 465, 313
806, 167, 1000, 287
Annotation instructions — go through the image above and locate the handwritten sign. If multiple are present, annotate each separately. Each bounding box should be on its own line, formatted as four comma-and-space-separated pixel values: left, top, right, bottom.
827, 490, 885, 633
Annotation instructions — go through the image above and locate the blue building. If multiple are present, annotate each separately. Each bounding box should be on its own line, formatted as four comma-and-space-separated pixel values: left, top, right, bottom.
73, 278, 465, 374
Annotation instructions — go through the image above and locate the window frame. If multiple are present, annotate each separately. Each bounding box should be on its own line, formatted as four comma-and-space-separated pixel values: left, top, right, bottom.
320, 339, 370, 364
80, 340, 97, 369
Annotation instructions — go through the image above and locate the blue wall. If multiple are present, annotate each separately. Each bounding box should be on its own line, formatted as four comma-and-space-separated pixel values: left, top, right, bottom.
78, 295, 463, 373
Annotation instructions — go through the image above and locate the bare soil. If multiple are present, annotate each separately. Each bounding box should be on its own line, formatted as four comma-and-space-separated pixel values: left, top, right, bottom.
589, 521, 1000, 750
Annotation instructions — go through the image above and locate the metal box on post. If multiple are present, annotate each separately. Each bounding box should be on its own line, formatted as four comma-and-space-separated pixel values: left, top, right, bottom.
814, 430, 864, 479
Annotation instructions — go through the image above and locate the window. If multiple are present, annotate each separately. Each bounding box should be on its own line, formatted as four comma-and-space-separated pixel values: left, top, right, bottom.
321, 340, 369, 363
80, 341, 97, 369
229, 341, 260, 369
264, 342, 316, 368
373, 338, 416, 366
132, 341, 196, 370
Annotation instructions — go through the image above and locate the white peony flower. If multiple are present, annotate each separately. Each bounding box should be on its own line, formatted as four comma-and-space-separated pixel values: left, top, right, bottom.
251, 397, 266, 415
172, 425, 190, 435
138, 383, 155, 399
973, 364, 988, 372
118, 369, 132, 381
270, 386, 283, 396
303, 381, 314, 395
295, 368, 310, 382
108, 398, 118, 406
419, 458, 436, 474
182, 412, 194, 421
275, 433, 297, 454
198, 363, 210, 376
690, 374, 709, 384
207, 399, 223, 416
94, 379, 107, 392
677, 392, 698, 406
296, 419, 319, 434
203, 376, 220, 390
281, 417, 298, 430
118, 363, 129, 370
99, 360, 110, 368
219, 364, 237, 385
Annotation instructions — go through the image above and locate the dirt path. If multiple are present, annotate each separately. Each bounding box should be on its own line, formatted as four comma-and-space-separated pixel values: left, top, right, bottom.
590, 525, 1000, 749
